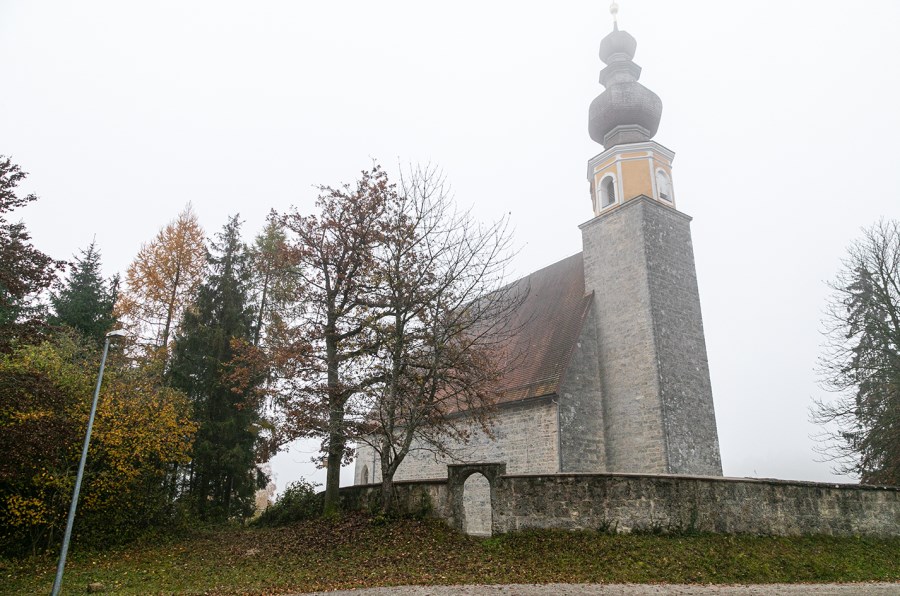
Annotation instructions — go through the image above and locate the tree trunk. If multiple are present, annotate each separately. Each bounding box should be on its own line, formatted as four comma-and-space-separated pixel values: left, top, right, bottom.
380, 472, 395, 514
161, 262, 181, 351
322, 320, 344, 516
225, 473, 234, 519
323, 407, 345, 516
253, 269, 270, 347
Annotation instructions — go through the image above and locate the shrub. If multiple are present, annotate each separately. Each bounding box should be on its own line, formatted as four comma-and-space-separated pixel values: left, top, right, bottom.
0, 335, 196, 556
253, 479, 321, 526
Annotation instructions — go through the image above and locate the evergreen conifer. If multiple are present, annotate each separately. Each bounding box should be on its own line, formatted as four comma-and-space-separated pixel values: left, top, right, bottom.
169, 216, 263, 520
50, 240, 118, 344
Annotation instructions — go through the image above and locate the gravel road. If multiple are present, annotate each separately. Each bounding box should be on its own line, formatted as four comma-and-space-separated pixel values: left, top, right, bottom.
300, 583, 900, 595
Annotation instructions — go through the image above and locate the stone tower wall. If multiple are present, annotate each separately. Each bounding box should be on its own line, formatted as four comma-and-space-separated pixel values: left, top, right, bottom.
581, 198, 668, 473
641, 200, 723, 475
580, 196, 722, 475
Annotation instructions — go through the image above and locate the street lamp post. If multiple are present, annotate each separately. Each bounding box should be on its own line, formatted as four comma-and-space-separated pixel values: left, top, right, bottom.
50, 329, 128, 596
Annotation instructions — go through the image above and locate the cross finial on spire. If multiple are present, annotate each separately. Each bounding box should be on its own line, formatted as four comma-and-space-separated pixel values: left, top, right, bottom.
610, 1, 620, 30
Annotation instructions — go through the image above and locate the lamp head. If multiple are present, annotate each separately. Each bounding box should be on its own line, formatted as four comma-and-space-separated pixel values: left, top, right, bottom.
106, 329, 129, 339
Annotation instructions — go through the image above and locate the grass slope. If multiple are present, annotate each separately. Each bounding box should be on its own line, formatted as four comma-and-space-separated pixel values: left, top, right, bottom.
3, 514, 899, 595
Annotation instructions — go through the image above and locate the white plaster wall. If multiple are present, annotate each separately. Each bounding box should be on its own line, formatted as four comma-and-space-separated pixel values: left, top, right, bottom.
354, 398, 559, 484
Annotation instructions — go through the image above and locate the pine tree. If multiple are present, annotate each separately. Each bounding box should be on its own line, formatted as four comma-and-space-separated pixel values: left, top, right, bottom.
50, 240, 118, 345
168, 216, 263, 520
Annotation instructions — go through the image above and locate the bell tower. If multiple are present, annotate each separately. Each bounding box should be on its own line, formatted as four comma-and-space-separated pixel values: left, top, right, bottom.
587, 4, 674, 214
581, 3, 723, 476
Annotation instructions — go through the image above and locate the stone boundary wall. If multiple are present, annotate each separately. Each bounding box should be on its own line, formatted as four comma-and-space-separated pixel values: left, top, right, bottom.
339, 479, 451, 520
492, 473, 900, 536
339, 467, 900, 537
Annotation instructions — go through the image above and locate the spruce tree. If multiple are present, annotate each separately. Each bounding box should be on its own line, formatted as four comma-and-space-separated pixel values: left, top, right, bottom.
815, 220, 900, 485
168, 216, 262, 520
50, 240, 118, 345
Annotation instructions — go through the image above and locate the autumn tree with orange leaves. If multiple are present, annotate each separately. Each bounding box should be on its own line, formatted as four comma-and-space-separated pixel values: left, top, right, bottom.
117, 204, 206, 361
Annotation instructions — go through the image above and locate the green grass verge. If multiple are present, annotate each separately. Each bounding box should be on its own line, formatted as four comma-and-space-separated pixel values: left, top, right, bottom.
2, 514, 898, 595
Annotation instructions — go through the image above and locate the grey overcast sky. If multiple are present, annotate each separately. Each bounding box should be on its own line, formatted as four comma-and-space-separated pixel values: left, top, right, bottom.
2, 1, 898, 491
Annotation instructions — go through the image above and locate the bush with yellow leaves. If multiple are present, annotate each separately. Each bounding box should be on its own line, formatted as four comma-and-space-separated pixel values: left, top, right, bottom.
0, 333, 197, 555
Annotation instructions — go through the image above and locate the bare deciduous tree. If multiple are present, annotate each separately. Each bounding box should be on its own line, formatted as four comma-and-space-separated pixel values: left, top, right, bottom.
358, 165, 523, 512
813, 219, 900, 486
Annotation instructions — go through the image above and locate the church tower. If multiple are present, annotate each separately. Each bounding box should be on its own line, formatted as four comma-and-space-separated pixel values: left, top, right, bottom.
580, 5, 723, 475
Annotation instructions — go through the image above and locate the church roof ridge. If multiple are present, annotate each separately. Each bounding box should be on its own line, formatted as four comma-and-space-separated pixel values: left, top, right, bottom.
503, 251, 584, 291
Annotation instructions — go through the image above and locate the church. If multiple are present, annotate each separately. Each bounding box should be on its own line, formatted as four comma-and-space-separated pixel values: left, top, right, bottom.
355, 12, 723, 485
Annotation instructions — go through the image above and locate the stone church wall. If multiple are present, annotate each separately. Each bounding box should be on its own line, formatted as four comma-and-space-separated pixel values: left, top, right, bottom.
354, 397, 559, 484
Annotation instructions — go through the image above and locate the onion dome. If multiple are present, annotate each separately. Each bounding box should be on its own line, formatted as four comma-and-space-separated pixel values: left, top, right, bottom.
588, 22, 662, 148
599, 25, 637, 61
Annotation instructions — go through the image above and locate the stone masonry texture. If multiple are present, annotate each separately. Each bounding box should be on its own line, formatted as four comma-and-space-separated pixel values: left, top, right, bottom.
354, 398, 559, 484
558, 303, 607, 472
340, 471, 900, 537
493, 474, 900, 536
641, 199, 722, 475
580, 196, 722, 475
581, 199, 668, 473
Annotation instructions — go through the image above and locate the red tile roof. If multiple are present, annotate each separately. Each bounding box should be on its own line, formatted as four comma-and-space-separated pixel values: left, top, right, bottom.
493, 252, 592, 404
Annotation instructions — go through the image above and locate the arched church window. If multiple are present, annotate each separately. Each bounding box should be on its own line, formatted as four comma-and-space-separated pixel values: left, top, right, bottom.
599, 175, 616, 209
361, 465, 369, 484
656, 169, 672, 203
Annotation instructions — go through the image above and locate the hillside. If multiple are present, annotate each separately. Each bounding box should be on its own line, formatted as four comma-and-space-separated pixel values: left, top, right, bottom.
3, 514, 899, 595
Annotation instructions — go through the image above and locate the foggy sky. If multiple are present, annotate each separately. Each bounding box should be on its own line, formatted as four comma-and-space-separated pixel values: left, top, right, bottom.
3, 0, 899, 491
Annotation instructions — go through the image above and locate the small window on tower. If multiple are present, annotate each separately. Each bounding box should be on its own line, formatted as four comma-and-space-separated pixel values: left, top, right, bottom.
656, 169, 672, 203
600, 175, 616, 209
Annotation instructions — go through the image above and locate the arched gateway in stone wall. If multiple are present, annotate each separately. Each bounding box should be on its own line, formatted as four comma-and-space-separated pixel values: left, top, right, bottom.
446, 464, 505, 537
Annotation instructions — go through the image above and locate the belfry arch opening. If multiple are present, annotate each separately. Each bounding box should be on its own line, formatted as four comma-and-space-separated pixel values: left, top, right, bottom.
656, 169, 672, 203
462, 473, 492, 537
600, 175, 616, 209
